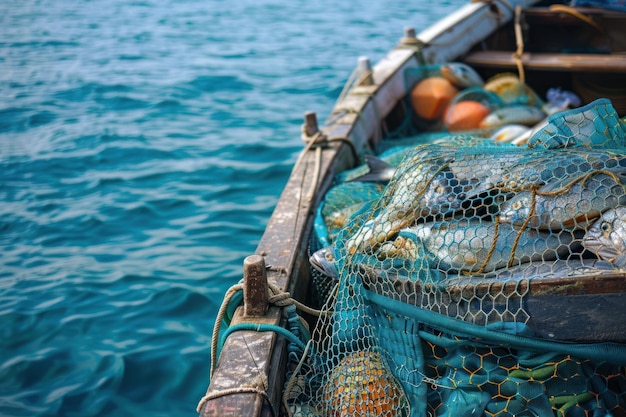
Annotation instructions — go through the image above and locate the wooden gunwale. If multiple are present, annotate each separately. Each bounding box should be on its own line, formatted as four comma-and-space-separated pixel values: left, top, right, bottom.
199, 38, 423, 417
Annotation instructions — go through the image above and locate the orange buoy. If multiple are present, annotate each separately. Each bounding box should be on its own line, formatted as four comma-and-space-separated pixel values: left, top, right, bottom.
323, 351, 405, 417
410, 77, 459, 120
444, 100, 491, 132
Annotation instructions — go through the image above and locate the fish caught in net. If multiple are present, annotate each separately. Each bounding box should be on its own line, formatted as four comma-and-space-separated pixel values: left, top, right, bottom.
285, 69, 626, 417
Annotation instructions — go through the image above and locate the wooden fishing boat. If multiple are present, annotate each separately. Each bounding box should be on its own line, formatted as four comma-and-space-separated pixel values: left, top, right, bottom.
199, 0, 626, 416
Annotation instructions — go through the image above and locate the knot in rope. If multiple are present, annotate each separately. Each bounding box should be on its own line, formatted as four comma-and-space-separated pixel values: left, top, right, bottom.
300, 123, 327, 147
268, 283, 292, 307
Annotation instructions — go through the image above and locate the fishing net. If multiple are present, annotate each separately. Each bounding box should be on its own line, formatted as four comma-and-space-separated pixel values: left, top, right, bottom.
286, 99, 626, 417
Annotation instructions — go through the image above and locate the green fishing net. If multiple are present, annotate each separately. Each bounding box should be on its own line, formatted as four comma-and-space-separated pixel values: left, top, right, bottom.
285, 100, 626, 416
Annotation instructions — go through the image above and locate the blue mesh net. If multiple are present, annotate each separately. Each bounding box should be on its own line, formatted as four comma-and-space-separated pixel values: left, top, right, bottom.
287, 92, 626, 416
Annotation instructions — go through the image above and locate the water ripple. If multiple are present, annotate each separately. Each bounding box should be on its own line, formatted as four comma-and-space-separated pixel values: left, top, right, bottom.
0, 0, 465, 416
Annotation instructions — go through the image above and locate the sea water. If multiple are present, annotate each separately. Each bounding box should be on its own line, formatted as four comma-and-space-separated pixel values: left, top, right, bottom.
0, 1, 464, 415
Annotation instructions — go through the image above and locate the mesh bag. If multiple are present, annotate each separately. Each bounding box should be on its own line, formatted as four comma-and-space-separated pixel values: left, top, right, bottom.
286, 100, 626, 417
529, 98, 626, 150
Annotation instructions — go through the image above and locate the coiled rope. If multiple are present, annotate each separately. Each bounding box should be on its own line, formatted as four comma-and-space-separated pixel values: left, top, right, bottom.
210, 281, 329, 378
201, 280, 331, 414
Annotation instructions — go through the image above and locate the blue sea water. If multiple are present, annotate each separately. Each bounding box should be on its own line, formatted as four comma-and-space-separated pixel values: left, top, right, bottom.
0, 1, 465, 416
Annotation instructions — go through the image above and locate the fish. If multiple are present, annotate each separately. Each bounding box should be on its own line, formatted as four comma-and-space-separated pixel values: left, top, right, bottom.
510, 119, 547, 146
317, 181, 384, 244
498, 148, 626, 191
488, 258, 618, 280
479, 105, 546, 129
345, 145, 624, 254
345, 144, 534, 253
483, 72, 544, 107
498, 170, 626, 230
407, 218, 582, 273
344, 149, 454, 253
583, 207, 626, 268
489, 124, 531, 143
440, 62, 484, 88
347, 155, 397, 183
345, 164, 490, 253
310, 246, 339, 279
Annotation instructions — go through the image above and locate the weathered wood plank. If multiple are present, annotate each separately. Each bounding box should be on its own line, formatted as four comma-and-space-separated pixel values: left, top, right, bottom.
527, 292, 626, 341
464, 51, 626, 72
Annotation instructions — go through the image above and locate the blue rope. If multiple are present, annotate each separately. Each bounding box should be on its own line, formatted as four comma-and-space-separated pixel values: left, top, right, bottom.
219, 322, 308, 353
364, 289, 626, 365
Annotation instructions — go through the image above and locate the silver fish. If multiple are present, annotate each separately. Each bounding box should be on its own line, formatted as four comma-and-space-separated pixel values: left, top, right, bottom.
489, 124, 531, 143
499, 148, 626, 191
470, 258, 618, 281
499, 170, 626, 230
583, 207, 626, 268
345, 165, 489, 253
479, 105, 546, 129
345, 144, 534, 253
309, 246, 339, 279
408, 218, 581, 273
345, 146, 624, 254
344, 151, 454, 253
440, 62, 484, 88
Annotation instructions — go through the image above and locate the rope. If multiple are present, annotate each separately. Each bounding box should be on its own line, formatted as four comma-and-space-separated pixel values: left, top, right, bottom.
210, 283, 244, 378
470, 217, 500, 275
297, 124, 359, 202
307, 146, 322, 202
335, 64, 374, 108
294, 128, 326, 203
513, 5, 526, 83
196, 386, 277, 417
493, 0, 515, 14
210, 280, 330, 377
219, 323, 307, 354
535, 169, 623, 198
508, 184, 539, 267
549, 4, 604, 32
267, 282, 332, 316
294, 128, 324, 172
